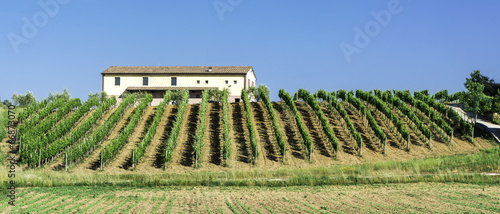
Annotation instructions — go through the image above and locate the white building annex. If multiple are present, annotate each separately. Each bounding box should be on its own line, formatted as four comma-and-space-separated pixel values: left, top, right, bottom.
101, 66, 257, 104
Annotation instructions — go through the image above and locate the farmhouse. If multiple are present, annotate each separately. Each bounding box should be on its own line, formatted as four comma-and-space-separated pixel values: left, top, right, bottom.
101, 66, 257, 104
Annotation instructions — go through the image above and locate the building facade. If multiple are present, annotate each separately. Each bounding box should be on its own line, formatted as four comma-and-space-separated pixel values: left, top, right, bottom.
101, 66, 257, 104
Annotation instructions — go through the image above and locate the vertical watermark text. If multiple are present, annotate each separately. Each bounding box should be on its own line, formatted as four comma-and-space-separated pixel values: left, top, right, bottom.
6, 104, 17, 206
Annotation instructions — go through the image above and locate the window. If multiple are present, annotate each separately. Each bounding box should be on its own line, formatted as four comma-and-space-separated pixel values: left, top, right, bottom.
234, 80, 238, 84
197, 80, 200, 84
196, 94, 201, 98
205, 80, 209, 84
143, 77, 148, 86
235, 98, 240, 102
171, 77, 177, 86
225, 80, 229, 84
115, 77, 120, 86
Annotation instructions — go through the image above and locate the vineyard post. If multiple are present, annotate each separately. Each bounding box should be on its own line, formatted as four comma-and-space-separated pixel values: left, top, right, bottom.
471, 122, 475, 144
429, 132, 432, 148
309, 143, 312, 161
407, 135, 410, 151
165, 149, 168, 170
283, 147, 286, 164
39, 150, 41, 167
450, 129, 453, 147
132, 151, 135, 170
195, 153, 198, 169
383, 139, 386, 154
359, 138, 363, 157
100, 151, 103, 170
65, 152, 68, 172
254, 149, 257, 165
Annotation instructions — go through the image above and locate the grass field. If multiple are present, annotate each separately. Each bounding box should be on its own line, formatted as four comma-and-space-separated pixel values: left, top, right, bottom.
2, 183, 500, 213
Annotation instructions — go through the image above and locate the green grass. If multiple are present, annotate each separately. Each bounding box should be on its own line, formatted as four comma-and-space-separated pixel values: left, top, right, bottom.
2, 147, 498, 189
0, 107, 9, 145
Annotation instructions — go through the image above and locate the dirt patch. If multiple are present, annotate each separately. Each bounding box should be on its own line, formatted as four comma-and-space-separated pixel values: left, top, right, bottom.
231, 102, 251, 164
251, 102, 279, 163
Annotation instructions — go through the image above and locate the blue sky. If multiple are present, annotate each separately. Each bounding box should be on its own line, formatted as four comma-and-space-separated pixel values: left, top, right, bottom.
1, 0, 499, 102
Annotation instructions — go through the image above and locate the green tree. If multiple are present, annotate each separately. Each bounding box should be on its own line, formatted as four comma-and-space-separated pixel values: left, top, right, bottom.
465, 70, 497, 97
12, 91, 37, 107
88, 91, 108, 104
419, 89, 430, 97
2, 99, 13, 107
48, 88, 71, 102
493, 89, 500, 113
206, 88, 223, 102
246, 84, 270, 102
246, 86, 257, 101
170, 90, 188, 105
461, 81, 492, 142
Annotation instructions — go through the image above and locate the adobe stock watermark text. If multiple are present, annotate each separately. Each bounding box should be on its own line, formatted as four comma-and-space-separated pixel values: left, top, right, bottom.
7, 0, 70, 53
340, 0, 407, 63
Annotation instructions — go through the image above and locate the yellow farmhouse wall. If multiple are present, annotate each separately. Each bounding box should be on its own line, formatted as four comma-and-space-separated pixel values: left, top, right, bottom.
103, 72, 256, 103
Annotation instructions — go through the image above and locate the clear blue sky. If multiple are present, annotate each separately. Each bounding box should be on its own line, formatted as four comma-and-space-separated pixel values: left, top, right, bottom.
1, 0, 499, 102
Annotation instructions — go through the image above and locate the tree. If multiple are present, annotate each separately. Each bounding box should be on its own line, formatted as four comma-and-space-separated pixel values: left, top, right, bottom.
246, 86, 257, 101
465, 70, 498, 97
419, 89, 430, 97
246, 84, 270, 102
88, 91, 108, 104
461, 81, 492, 142
170, 90, 188, 105
462, 82, 492, 121
48, 89, 71, 102
432, 90, 448, 101
12, 91, 37, 107
206, 88, 223, 102
493, 89, 500, 113
2, 99, 13, 107
256, 84, 270, 102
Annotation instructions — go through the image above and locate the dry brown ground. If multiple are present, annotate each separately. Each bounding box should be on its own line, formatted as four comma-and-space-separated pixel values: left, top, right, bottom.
7, 183, 500, 213
135, 104, 177, 172
251, 102, 281, 167
273, 102, 308, 167
106, 105, 156, 171
170, 104, 198, 171
199, 103, 223, 169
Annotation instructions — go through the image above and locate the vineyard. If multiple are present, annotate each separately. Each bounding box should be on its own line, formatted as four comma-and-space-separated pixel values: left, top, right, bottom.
4, 89, 495, 172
